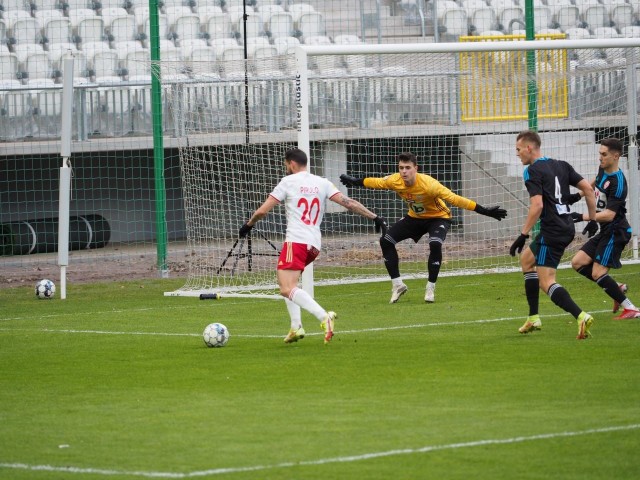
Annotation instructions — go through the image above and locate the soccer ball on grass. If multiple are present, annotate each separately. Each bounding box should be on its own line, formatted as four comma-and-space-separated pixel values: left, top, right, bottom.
35, 279, 56, 299
203, 322, 229, 348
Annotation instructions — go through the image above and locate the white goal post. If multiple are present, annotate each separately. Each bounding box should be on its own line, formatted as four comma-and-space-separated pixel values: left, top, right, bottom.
165, 37, 640, 298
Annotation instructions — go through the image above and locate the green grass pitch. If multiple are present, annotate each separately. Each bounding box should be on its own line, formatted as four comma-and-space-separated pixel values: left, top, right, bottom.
1, 266, 640, 479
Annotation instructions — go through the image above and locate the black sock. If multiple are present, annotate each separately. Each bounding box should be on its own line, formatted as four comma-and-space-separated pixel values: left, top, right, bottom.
576, 264, 595, 282
548, 283, 582, 318
524, 271, 539, 316
380, 236, 400, 279
427, 242, 442, 283
596, 274, 627, 305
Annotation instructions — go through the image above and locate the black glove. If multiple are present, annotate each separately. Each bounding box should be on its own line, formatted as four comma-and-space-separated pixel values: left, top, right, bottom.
339, 174, 364, 187
509, 233, 529, 257
238, 223, 254, 238
373, 215, 388, 236
582, 220, 598, 238
474, 204, 507, 221
565, 193, 581, 205
570, 212, 583, 223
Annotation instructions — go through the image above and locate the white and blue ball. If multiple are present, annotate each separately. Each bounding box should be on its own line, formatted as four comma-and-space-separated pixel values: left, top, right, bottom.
203, 322, 229, 348
35, 279, 56, 299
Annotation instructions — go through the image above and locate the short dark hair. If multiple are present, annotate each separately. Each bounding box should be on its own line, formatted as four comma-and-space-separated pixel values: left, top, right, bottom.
285, 148, 308, 166
398, 152, 417, 166
516, 130, 542, 148
601, 137, 623, 155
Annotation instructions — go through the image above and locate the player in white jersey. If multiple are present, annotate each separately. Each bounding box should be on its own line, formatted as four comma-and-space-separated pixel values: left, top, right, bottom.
239, 148, 388, 345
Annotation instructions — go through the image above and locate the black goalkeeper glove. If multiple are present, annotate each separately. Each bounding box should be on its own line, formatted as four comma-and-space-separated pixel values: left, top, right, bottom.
509, 233, 529, 257
570, 212, 583, 223
474, 204, 507, 221
373, 215, 388, 236
238, 223, 254, 238
339, 174, 365, 187
582, 220, 599, 238
565, 193, 582, 205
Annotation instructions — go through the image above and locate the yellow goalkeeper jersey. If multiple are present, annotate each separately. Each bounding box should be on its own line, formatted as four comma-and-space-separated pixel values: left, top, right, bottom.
363, 173, 477, 220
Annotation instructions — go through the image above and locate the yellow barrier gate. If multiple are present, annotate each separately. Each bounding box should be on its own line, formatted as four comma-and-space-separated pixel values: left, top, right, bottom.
459, 34, 568, 121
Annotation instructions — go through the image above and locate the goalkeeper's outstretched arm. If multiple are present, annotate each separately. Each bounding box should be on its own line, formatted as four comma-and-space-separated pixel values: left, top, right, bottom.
331, 193, 388, 235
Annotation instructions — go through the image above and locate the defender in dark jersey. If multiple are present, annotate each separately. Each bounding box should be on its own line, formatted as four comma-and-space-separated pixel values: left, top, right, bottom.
509, 131, 598, 340
569, 138, 640, 319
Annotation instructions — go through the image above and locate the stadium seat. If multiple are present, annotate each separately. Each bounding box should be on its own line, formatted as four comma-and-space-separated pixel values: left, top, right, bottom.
69, 9, 105, 44
295, 11, 325, 40
491, 0, 523, 33
273, 35, 298, 55
98, 0, 130, 9
39, 15, 72, 46
114, 39, 144, 61
0, 51, 18, 81
547, 0, 580, 32
122, 48, 150, 80
63, 0, 92, 10
5, 12, 40, 46
606, 0, 634, 30
565, 27, 592, 39
138, 12, 168, 46
210, 37, 237, 57
577, 0, 608, 31
16, 46, 51, 80
1, 0, 30, 12
102, 7, 137, 44
264, 11, 293, 39
533, 2, 553, 31
593, 26, 620, 39
437, 1, 468, 37
48, 43, 79, 69
461, 0, 496, 35
621, 25, 640, 38
203, 10, 231, 40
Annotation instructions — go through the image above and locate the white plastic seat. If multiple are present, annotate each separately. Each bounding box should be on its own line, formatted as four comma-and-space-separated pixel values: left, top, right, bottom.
31, 0, 58, 9
42, 17, 72, 45
565, 27, 592, 39
70, 11, 105, 44
196, 5, 223, 17
273, 35, 298, 55
0, 52, 18, 81
547, 0, 579, 31
491, 0, 523, 33
462, 0, 496, 35
2, 0, 30, 11
288, 3, 315, 18
438, 1, 468, 37
13, 43, 45, 64
296, 11, 325, 40
621, 25, 640, 38
257, 4, 284, 17
593, 27, 620, 39
99, 0, 128, 9
304, 35, 331, 45
102, 8, 136, 43
113, 39, 144, 60
230, 10, 263, 38
533, 4, 552, 31
48, 43, 78, 68
210, 37, 237, 57
91, 48, 119, 79
63, 0, 91, 9
578, 0, 608, 31
204, 11, 231, 39
24, 52, 53, 80
607, 0, 634, 30
140, 13, 168, 43
8, 17, 40, 45
123, 48, 150, 79
34, 9, 64, 25
171, 13, 200, 43
265, 11, 293, 38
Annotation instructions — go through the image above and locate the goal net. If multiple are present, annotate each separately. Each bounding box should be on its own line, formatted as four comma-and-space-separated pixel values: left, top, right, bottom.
163, 37, 640, 297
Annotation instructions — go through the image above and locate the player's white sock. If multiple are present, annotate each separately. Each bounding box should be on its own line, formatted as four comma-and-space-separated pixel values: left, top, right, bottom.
290, 287, 327, 322
284, 297, 302, 329
392, 277, 404, 287
622, 299, 638, 310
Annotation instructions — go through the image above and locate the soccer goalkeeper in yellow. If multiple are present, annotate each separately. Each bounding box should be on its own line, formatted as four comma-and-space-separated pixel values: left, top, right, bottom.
340, 152, 507, 304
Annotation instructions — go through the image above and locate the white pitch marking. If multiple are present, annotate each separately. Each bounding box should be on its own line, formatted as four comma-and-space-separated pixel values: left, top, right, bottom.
0, 309, 615, 338
1, 424, 638, 478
